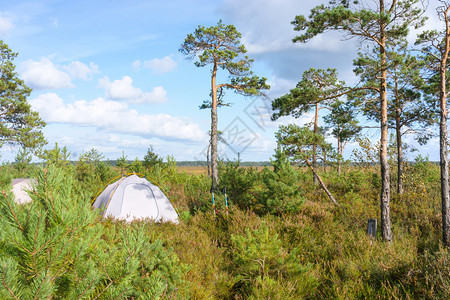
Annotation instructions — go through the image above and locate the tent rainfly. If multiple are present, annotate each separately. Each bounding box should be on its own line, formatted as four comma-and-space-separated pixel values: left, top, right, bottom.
11, 178, 35, 204
92, 174, 179, 223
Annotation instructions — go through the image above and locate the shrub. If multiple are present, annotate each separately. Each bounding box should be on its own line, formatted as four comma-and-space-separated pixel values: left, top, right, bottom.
229, 222, 318, 298
0, 166, 185, 299
259, 148, 305, 215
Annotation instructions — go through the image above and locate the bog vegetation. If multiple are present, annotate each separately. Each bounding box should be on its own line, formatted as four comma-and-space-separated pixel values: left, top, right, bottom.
0, 145, 447, 299
3, 0, 450, 299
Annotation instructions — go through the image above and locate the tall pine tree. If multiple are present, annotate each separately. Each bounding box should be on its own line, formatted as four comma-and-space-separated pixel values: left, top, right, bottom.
292, 0, 426, 241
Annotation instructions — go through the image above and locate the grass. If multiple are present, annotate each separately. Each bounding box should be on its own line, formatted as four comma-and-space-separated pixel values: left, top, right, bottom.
1, 159, 448, 299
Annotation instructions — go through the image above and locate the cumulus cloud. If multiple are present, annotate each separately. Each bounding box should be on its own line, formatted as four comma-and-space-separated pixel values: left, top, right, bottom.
63, 61, 100, 80
142, 56, 177, 74
219, 0, 357, 84
98, 76, 168, 104
219, 0, 332, 54
20, 57, 74, 89
0, 15, 13, 37
30, 93, 204, 141
20, 58, 100, 90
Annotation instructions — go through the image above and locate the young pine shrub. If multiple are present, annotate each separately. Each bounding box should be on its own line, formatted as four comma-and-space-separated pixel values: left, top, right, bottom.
0, 166, 185, 299
229, 222, 318, 299
0, 166, 104, 299
94, 222, 185, 299
259, 148, 305, 215
218, 160, 262, 212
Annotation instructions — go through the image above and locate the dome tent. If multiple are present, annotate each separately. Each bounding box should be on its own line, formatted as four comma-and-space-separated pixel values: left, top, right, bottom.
11, 178, 35, 204
92, 174, 179, 223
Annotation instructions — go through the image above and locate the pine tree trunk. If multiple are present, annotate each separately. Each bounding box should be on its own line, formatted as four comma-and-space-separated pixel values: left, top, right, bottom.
396, 112, 403, 197
210, 62, 219, 191
394, 70, 403, 198
379, 0, 392, 242
440, 9, 450, 246
337, 134, 342, 175
313, 102, 319, 185
207, 143, 211, 179
304, 156, 339, 206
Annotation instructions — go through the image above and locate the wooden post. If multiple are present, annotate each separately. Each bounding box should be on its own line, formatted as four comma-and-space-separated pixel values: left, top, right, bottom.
367, 219, 377, 238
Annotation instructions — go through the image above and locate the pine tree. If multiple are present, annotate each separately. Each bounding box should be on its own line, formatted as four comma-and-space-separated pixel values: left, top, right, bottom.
180, 20, 269, 192
0, 40, 46, 152
272, 68, 346, 184
276, 124, 339, 206
292, 0, 426, 241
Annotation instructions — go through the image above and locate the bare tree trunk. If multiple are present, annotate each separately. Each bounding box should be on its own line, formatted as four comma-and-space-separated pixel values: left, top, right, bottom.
379, 0, 392, 242
207, 142, 211, 178
313, 102, 319, 185
440, 7, 450, 247
304, 157, 339, 206
211, 62, 219, 191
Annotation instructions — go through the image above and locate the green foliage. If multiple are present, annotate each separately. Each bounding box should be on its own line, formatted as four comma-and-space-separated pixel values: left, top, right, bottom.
351, 40, 436, 144
0, 166, 103, 298
75, 149, 115, 193
179, 20, 269, 97
128, 157, 144, 174
323, 99, 361, 154
41, 143, 71, 167
218, 160, 261, 211
272, 68, 345, 120
230, 222, 317, 298
116, 151, 128, 175
260, 148, 305, 215
0, 166, 185, 299
1, 149, 448, 298
292, 0, 425, 45
14, 147, 32, 173
143, 146, 163, 170
276, 124, 335, 165
0, 40, 46, 152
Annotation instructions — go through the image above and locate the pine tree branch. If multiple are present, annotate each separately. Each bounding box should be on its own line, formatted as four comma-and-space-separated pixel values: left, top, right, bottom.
2, 265, 20, 300
2, 191, 24, 232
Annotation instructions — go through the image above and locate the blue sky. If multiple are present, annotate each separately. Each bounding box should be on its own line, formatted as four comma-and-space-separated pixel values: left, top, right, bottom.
0, 0, 443, 162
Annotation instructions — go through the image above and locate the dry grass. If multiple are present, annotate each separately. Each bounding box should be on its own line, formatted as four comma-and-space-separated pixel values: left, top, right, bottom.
177, 165, 270, 176
177, 166, 208, 176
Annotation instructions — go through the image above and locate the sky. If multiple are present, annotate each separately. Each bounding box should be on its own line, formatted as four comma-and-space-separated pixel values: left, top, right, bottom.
0, 0, 444, 163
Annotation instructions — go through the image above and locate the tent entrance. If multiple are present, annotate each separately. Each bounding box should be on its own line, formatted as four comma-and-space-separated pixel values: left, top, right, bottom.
120, 183, 159, 221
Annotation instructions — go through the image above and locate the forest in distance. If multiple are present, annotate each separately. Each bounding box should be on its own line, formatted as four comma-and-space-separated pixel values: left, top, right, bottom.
3, 0, 450, 298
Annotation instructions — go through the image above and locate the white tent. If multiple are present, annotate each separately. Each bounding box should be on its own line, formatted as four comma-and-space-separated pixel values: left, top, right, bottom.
11, 178, 35, 204
92, 174, 179, 223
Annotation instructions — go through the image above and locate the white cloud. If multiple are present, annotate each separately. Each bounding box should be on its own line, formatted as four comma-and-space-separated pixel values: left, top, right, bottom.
0, 15, 13, 37
220, 0, 329, 54
30, 93, 205, 141
20, 58, 100, 89
63, 61, 100, 80
142, 56, 177, 74
20, 57, 74, 89
132, 60, 141, 71
99, 76, 168, 104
